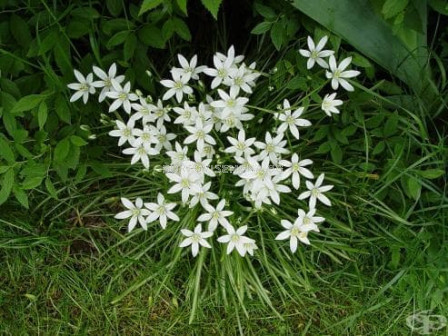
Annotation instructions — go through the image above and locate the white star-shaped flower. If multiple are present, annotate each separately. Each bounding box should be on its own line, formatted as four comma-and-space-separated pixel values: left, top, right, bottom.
275, 217, 319, 252
184, 119, 216, 151
171, 54, 207, 81
189, 181, 218, 209
326, 56, 360, 91
197, 199, 233, 231
122, 143, 158, 169
144, 193, 179, 229
298, 173, 334, 208
160, 71, 193, 103
299, 35, 334, 69
225, 129, 256, 157
166, 169, 201, 204
255, 131, 289, 164
92, 63, 125, 102
108, 119, 137, 146
321, 93, 343, 117
276, 99, 311, 140
217, 224, 254, 256
114, 197, 150, 232
67, 70, 97, 104
106, 81, 138, 114
279, 153, 314, 189
173, 102, 199, 126
210, 89, 249, 118
179, 224, 213, 257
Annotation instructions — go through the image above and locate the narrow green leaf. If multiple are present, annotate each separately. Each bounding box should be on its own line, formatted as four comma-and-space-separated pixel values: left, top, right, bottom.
0, 169, 14, 205
10, 14, 32, 47
106, 0, 123, 16
417, 169, 445, 179
172, 18, 191, 41
407, 176, 421, 200
38, 101, 48, 130
70, 135, 88, 147
200, 0, 223, 19
12, 95, 45, 113
55, 95, 71, 124
139, 0, 164, 16
107, 31, 130, 49
138, 25, 166, 49
270, 22, 283, 50
124, 34, 137, 61
13, 186, 29, 208
0, 138, 15, 164
54, 138, 70, 163
45, 178, 58, 199
176, 0, 188, 15
251, 22, 272, 35
382, 0, 409, 19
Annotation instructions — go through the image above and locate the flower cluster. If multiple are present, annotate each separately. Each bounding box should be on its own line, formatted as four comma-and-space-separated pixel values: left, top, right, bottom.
68, 36, 360, 256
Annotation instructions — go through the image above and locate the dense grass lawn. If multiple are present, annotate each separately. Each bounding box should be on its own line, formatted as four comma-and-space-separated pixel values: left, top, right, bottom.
0, 0, 447, 335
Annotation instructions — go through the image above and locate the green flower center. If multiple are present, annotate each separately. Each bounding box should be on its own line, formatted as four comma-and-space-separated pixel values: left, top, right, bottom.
236, 142, 246, 150
218, 68, 227, 78
266, 144, 275, 153
181, 178, 190, 188
231, 234, 240, 243
191, 234, 201, 243
119, 92, 128, 101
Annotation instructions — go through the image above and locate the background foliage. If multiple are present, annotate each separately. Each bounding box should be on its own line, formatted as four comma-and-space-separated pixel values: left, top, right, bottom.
0, 0, 447, 334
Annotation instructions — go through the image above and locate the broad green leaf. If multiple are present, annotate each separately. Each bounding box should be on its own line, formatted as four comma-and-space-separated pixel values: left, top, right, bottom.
382, 0, 409, 19
10, 14, 32, 47
417, 169, 445, 179
66, 19, 91, 39
286, 76, 307, 90
45, 178, 59, 199
407, 176, 421, 200
55, 95, 71, 124
138, 25, 166, 49
0, 169, 14, 206
54, 138, 70, 163
251, 22, 272, 35
124, 34, 137, 61
330, 142, 343, 164
12, 94, 46, 113
177, 0, 188, 15
172, 18, 191, 41
0, 138, 15, 164
38, 101, 48, 130
372, 141, 386, 155
107, 31, 130, 49
70, 135, 88, 147
200, 0, 223, 20
106, 0, 123, 16
139, 0, 164, 16
71, 7, 100, 20
270, 22, 283, 50
22, 176, 44, 190
253, 3, 276, 19
383, 112, 399, 137
429, 0, 448, 15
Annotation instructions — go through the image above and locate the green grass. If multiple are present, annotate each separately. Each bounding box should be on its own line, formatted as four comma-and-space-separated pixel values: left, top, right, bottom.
1, 71, 447, 334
